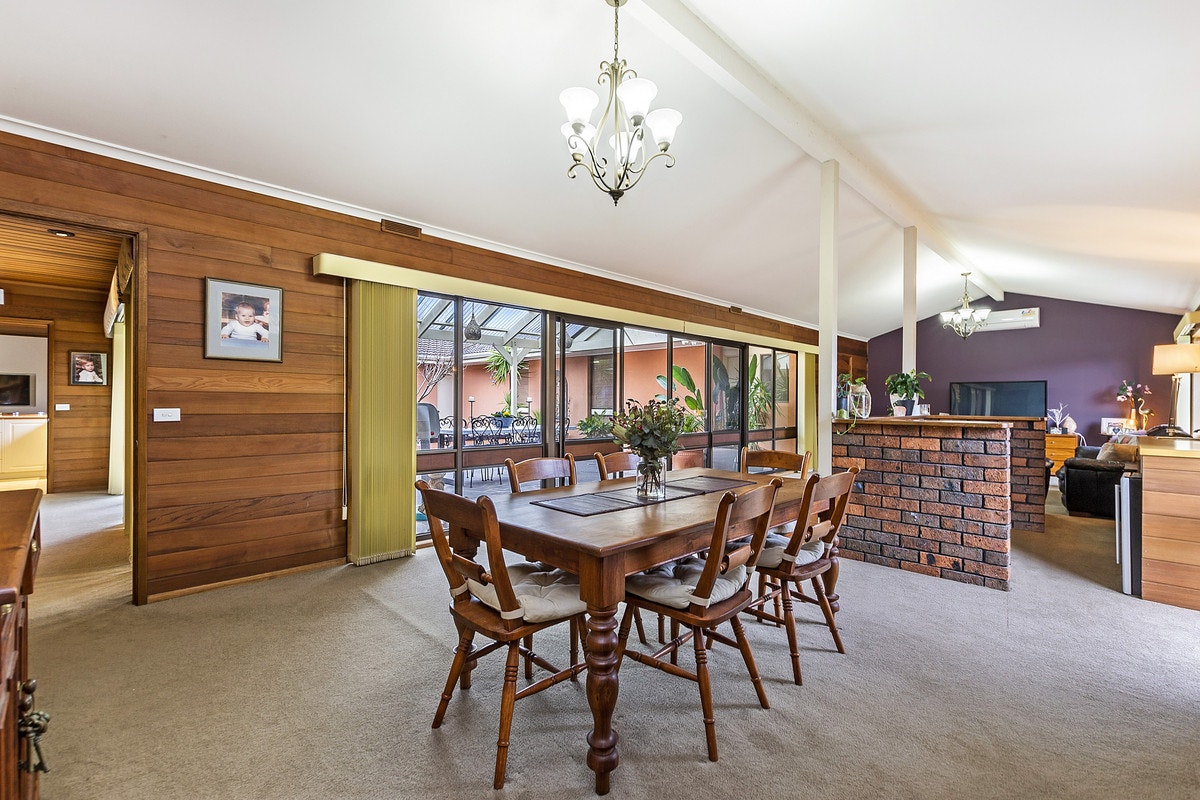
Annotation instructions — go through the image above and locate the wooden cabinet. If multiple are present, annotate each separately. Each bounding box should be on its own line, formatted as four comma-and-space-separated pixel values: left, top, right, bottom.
0, 488, 42, 798
0, 420, 47, 479
1140, 438, 1200, 611
1045, 433, 1079, 474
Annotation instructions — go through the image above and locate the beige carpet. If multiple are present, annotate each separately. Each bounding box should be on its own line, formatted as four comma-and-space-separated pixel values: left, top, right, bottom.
27, 490, 1200, 799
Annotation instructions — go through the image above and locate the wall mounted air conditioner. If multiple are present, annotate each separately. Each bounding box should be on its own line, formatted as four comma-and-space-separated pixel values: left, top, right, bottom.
978, 307, 1039, 332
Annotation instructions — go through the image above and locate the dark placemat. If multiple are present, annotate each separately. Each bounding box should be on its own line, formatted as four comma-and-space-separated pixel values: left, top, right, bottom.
531, 483, 704, 517
667, 475, 755, 494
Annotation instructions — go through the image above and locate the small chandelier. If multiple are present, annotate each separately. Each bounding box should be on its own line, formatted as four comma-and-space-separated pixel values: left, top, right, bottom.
940, 272, 991, 338
559, 0, 682, 205
464, 311, 482, 341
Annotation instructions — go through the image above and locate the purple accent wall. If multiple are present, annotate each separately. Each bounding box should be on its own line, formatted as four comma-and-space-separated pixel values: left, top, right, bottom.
867, 293, 1179, 446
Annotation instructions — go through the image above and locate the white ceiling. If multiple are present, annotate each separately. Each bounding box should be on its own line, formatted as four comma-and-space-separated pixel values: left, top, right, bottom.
2, 0, 1197, 339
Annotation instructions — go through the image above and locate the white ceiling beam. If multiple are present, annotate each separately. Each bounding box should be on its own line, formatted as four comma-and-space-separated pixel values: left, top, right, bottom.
634, 0, 1004, 302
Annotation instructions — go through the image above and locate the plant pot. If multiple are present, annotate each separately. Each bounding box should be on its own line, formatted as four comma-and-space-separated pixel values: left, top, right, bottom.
890, 397, 916, 416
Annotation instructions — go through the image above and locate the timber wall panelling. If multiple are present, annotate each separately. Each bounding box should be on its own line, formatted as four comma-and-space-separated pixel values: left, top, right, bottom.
0, 130, 867, 602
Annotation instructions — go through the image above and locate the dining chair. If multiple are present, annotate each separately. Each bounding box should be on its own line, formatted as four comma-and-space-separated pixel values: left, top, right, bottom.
671, 449, 705, 469
740, 445, 812, 476
742, 467, 858, 685
595, 450, 640, 480
616, 478, 782, 762
504, 455, 577, 493
415, 480, 588, 790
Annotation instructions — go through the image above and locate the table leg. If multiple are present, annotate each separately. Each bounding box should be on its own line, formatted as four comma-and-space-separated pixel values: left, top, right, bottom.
584, 604, 619, 794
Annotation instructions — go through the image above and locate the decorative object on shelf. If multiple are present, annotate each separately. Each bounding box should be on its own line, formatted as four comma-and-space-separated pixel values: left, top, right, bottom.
836, 373, 866, 419
1116, 379, 1153, 431
884, 369, 931, 416
68, 351, 108, 386
1152, 343, 1200, 435
940, 272, 991, 339
611, 397, 685, 500
1047, 403, 1068, 434
204, 277, 282, 362
849, 383, 872, 419
559, 0, 682, 205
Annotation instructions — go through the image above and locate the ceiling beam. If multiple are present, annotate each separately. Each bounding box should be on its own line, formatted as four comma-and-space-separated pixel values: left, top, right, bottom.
634, 0, 1004, 301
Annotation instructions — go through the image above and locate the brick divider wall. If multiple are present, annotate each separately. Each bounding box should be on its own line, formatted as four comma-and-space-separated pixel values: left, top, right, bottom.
831, 419, 1013, 590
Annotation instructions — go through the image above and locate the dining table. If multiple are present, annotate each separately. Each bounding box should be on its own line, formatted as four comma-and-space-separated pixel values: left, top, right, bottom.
452, 466, 813, 794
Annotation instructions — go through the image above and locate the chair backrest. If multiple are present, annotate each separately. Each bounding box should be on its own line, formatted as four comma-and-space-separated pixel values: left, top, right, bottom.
671, 449, 705, 469
740, 446, 811, 476
415, 480, 523, 627
596, 450, 640, 480
511, 414, 539, 443
688, 479, 782, 607
504, 455, 577, 493
784, 467, 859, 559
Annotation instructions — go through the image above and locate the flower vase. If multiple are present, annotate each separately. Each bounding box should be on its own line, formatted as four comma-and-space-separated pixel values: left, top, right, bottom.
636, 456, 667, 501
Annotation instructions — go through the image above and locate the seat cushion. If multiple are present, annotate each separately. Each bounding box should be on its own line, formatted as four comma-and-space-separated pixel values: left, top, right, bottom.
1097, 442, 1138, 466
468, 564, 587, 623
756, 531, 825, 569
625, 557, 747, 609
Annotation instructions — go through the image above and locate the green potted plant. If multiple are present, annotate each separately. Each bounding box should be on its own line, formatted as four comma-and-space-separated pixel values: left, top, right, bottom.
576, 412, 613, 439
836, 373, 865, 419
883, 369, 931, 416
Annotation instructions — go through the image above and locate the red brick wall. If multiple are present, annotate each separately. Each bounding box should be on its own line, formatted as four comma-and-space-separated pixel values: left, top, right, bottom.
831, 419, 1013, 590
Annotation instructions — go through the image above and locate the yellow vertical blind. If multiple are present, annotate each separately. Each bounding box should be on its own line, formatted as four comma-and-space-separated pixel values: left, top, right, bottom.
348, 280, 417, 564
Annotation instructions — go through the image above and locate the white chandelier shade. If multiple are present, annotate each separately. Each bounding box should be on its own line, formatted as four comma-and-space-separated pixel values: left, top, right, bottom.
940, 272, 991, 338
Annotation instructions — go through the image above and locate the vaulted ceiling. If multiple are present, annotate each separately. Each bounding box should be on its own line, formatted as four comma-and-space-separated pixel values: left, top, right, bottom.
1, 1, 1196, 340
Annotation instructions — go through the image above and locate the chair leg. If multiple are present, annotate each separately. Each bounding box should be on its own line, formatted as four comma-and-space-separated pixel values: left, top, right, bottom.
812, 576, 845, 654
523, 634, 534, 680
435, 627, 474, 728
658, 612, 666, 644
569, 618, 580, 681
615, 605, 635, 664
494, 643, 521, 790
730, 615, 769, 710
781, 578, 803, 686
692, 626, 718, 762
670, 619, 681, 665
632, 607, 649, 645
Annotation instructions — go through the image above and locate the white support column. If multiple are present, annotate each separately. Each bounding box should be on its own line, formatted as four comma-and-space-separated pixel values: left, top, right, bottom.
817, 159, 839, 476
902, 226, 918, 373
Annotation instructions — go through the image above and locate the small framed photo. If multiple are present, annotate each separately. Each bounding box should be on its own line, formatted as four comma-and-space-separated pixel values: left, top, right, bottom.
1101, 417, 1128, 436
70, 352, 108, 386
204, 278, 282, 362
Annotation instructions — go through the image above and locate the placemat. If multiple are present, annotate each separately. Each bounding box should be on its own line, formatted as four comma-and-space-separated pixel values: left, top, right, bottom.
531, 483, 704, 517
666, 475, 755, 493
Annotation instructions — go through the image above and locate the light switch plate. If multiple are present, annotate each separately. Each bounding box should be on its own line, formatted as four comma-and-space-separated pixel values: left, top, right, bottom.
153, 408, 181, 422
54, 403, 70, 411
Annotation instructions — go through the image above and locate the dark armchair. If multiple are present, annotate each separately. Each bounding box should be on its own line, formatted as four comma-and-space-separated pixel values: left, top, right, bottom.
1056, 445, 1126, 518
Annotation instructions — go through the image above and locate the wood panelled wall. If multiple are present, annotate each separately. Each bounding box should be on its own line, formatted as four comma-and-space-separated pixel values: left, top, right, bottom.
0, 282, 111, 492
0, 131, 868, 603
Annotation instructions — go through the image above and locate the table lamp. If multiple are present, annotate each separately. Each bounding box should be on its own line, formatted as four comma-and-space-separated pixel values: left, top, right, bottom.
1151, 343, 1200, 433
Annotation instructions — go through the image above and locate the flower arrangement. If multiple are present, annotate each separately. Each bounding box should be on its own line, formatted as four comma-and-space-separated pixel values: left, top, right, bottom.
1116, 380, 1153, 430
611, 397, 686, 498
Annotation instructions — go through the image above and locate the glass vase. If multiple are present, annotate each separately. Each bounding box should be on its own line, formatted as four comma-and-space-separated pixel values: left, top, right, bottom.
636, 456, 667, 501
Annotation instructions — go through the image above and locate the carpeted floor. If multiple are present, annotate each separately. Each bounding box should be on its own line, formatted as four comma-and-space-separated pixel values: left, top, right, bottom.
27, 490, 1200, 799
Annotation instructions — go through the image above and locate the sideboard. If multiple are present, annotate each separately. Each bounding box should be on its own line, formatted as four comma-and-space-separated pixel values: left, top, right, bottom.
0, 489, 42, 798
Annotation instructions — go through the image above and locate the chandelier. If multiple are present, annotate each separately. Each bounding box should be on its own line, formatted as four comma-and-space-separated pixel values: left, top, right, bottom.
559, 0, 682, 205
940, 272, 991, 338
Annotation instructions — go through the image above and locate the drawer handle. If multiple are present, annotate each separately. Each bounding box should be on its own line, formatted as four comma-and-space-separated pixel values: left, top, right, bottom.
30, 539, 38, 553
0, 604, 13, 617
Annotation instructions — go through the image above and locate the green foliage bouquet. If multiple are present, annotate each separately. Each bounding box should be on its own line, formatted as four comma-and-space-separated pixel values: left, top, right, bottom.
611, 398, 686, 498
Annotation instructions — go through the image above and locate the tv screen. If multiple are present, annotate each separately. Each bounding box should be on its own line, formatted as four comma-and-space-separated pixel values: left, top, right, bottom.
949, 380, 1046, 417
0, 374, 33, 406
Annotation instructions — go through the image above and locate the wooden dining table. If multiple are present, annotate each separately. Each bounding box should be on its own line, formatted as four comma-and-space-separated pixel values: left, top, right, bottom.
453, 467, 813, 794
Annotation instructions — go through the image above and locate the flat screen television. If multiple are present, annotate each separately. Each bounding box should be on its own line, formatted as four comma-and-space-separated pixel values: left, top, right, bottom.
0, 374, 34, 407
949, 380, 1046, 417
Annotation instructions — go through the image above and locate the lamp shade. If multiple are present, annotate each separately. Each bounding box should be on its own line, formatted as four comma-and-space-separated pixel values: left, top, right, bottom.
1152, 343, 1200, 375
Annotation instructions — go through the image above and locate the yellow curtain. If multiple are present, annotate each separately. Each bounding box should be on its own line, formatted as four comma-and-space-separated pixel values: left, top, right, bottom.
348, 281, 417, 564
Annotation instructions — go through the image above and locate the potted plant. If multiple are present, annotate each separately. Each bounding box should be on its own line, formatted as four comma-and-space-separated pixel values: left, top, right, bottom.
884, 369, 931, 416
836, 373, 865, 419
576, 412, 613, 439
611, 397, 686, 500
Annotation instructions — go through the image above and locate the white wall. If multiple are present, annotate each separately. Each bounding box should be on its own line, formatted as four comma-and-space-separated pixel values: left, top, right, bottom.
0, 334, 48, 413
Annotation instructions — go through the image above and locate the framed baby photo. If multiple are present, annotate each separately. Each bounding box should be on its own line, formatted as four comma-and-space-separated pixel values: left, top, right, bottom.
204, 278, 282, 362
69, 352, 108, 386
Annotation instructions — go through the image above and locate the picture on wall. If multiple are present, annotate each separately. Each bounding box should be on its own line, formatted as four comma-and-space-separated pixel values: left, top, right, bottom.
204, 278, 282, 362
69, 352, 108, 386
1101, 417, 1130, 436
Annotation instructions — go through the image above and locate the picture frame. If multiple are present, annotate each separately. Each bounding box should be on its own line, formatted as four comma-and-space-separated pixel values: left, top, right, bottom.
69, 352, 108, 386
204, 278, 282, 362
1101, 417, 1129, 436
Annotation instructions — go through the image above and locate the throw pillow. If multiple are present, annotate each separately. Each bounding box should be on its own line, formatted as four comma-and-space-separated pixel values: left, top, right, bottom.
1097, 442, 1138, 464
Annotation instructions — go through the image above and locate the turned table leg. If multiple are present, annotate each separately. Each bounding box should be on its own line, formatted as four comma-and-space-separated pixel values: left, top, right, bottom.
584, 605, 619, 794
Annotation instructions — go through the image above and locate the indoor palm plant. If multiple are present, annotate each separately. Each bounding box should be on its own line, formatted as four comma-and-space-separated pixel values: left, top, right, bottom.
611, 397, 686, 500
884, 369, 931, 415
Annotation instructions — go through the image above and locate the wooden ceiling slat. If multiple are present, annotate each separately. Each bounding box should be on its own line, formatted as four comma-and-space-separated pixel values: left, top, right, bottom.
0, 215, 124, 293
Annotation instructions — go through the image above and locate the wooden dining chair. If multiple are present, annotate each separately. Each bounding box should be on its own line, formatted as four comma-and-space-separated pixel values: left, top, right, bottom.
595, 450, 640, 480
740, 445, 812, 476
671, 449, 705, 469
616, 478, 782, 762
742, 467, 858, 685
504, 454, 577, 493
415, 480, 588, 790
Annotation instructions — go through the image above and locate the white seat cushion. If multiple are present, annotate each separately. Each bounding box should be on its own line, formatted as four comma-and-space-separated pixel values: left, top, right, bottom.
468, 564, 587, 623
756, 532, 825, 569
625, 557, 747, 610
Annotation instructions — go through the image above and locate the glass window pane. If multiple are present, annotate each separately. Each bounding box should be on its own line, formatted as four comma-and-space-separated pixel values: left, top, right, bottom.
748, 346, 774, 434
711, 343, 742, 432
464, 299, 542, 447
564, 323, 615, 440
417, 292, 456, 451
623, 327, 669, 408
671, 337, 707, 432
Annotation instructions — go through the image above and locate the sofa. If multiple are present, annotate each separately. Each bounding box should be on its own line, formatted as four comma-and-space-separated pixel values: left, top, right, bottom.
1055, 438, 1140, 518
